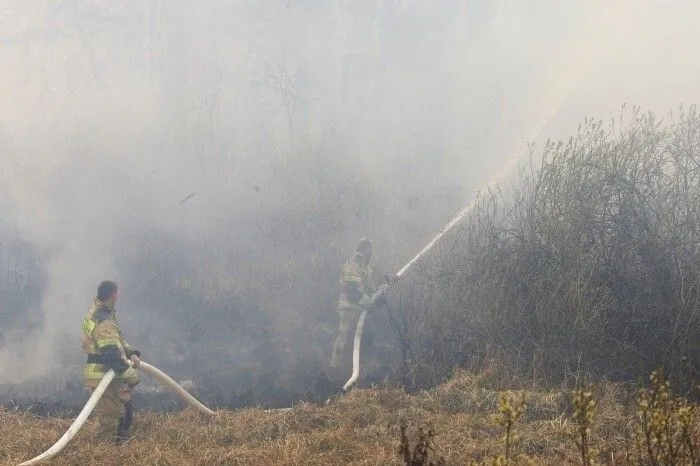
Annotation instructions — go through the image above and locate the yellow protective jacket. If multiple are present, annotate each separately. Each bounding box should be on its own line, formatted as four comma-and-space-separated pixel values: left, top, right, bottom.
81, 298, 139, 387
337, 251, 376, 311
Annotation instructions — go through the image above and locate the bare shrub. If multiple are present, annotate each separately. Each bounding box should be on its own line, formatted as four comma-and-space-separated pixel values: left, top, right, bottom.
393, 105, 700, 390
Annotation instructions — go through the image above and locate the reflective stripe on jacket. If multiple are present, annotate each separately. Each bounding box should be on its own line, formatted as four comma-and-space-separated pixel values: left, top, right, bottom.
337, 251, 376, 311
81, 298, 137, 382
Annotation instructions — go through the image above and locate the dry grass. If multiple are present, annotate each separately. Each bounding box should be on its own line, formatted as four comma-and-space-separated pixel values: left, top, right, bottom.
1, 371, 697, 465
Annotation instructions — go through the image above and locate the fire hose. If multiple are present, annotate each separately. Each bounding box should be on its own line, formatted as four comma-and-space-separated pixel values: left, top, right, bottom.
327, 191, 488, 404
18, 361, 215, 465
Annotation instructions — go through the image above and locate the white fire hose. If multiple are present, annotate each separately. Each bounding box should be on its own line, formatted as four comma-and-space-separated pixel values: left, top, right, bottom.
18, 361, 215, 465
327, 191, 489, 404
138, 362, 215, 417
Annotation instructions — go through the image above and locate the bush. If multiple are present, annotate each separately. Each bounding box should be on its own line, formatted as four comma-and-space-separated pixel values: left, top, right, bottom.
391, 105, 700, 390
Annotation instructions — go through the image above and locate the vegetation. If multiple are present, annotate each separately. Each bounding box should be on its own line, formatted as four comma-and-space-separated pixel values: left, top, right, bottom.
1, 369, 697, 465
399, 423, 446, 466
572, 382, 596, 466
391, 106, 700, 390
633, 370, 698, 465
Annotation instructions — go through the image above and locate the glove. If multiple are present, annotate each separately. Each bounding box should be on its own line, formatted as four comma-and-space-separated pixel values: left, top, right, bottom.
358, 293, 373, 308
120, 366, 140, 387
369, 284, 389, 309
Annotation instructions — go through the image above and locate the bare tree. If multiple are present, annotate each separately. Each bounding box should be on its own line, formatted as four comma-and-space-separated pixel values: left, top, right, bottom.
267, 60, 298, 142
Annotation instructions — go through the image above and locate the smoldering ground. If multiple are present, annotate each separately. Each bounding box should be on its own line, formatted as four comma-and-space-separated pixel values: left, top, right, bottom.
1, 1, 700, 410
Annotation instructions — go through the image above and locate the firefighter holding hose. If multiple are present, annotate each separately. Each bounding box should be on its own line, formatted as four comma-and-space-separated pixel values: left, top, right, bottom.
81, 280, 141, 442
330, 239, 395, 369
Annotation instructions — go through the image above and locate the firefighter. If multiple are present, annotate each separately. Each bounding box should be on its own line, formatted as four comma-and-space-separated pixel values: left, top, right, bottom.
81, 280, 141, 442
330, 238, 389, 368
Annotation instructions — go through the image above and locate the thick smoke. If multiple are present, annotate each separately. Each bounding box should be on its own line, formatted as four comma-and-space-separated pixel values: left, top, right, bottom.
1, 1, 699, 398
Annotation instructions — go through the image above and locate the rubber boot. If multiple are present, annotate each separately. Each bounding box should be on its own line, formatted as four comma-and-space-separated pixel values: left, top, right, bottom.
117, 400, 133, 442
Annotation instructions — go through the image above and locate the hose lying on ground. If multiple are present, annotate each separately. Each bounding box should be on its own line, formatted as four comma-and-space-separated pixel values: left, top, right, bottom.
18, 360, 214, 465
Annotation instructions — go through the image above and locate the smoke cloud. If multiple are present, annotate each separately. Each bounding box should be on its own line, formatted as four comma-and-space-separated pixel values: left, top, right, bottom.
1, 1, 699, 393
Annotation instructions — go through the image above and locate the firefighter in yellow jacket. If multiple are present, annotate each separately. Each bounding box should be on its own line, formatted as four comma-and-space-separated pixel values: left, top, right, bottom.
330, 239, 388, 368
81, 280, 141, 442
